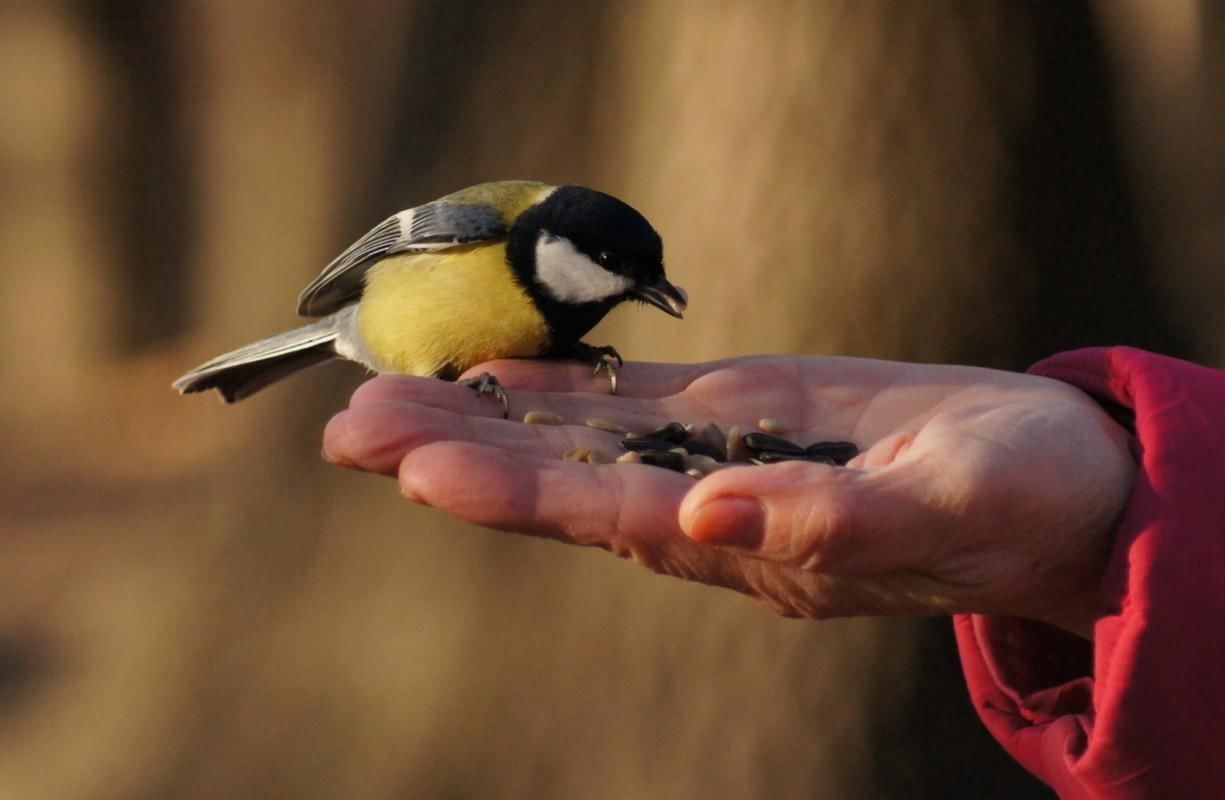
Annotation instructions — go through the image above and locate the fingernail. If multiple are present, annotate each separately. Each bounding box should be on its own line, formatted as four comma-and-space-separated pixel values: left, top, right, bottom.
321, 446, 355, 469
399, 477, 424, 504
685, 497, 765, 549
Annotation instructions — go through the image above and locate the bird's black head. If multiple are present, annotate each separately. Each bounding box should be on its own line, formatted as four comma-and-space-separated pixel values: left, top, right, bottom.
506, 185, 687, 347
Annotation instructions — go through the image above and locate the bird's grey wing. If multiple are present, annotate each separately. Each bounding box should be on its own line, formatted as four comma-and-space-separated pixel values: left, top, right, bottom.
296, 201, 507, 317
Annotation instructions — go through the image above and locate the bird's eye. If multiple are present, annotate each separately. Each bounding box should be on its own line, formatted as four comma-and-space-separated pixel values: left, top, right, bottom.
597, 251, 615, 267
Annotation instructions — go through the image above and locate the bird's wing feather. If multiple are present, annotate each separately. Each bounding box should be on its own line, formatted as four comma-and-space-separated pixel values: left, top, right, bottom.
296, 201, 507, 317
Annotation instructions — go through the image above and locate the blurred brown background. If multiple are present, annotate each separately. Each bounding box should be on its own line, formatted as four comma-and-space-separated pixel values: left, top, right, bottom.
1, 1, 1221, 798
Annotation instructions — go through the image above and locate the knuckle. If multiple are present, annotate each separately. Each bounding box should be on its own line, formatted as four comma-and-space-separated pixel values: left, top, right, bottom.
792, 490, 856, 571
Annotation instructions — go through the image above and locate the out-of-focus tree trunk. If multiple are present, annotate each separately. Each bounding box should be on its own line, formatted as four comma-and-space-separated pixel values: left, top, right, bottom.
1095, 0, 1225, 364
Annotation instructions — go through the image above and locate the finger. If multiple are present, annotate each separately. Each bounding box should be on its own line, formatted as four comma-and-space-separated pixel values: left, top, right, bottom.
323, 403, 419, 475
398, 440, 691, 547
398, 441, 759, 591
457, 358, 709, 398
324, 401, 640, 475
347, 375, 688, 435
349, 375, 502, 415
678, 460, 941, 577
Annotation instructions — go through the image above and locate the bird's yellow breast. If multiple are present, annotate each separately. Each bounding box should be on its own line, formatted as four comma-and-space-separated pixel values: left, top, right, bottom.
356, 243, 550, 377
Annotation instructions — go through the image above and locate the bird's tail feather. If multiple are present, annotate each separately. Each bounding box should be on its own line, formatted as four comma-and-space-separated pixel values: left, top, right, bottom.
173, 316, 342, 403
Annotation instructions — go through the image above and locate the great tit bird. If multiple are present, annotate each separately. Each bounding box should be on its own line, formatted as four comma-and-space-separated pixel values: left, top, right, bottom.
172, 180, 687, 412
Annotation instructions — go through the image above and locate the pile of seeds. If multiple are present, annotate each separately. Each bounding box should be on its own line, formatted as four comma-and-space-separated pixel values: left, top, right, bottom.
525, 411, 859, 478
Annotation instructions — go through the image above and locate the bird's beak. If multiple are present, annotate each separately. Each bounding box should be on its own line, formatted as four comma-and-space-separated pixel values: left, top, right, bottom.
632, 277, 688, 318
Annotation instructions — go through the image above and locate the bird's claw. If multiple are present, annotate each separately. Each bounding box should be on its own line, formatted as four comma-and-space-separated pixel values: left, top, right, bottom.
591, 356, 619, 395
577, 344, 622, 395
459, 371, 510, 418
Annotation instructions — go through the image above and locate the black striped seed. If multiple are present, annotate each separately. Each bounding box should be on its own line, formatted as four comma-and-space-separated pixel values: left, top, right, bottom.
754, 451, 837, 465
638, 450, 686, 471
804, 441, 859, 464
620, 437, 680, 452
742, 432, 806, 455
643, 422, 691, 443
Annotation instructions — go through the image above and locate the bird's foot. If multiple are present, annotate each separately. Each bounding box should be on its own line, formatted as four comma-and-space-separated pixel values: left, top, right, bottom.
567, 343, 623, 395
459, 371, 510, 418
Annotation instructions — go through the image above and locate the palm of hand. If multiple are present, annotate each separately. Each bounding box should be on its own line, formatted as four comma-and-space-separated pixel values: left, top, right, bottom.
324, 354, 1133, 636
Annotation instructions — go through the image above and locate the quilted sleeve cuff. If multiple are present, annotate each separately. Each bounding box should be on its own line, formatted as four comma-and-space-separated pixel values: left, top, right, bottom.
954, 347, 1225, 798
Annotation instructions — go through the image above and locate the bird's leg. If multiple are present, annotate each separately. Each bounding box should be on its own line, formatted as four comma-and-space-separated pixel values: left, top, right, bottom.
564, 342, 623, 395
459, 371, 510, 418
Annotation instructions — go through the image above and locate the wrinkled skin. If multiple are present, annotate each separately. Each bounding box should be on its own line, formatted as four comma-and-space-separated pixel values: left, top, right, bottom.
324, 355, 1135, 638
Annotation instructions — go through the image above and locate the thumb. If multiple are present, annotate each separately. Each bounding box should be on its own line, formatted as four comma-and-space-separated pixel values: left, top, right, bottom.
678, 461, 934, 575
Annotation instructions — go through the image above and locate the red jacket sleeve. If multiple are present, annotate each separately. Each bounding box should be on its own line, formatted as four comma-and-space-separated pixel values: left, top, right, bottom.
954, 347, 1225, 798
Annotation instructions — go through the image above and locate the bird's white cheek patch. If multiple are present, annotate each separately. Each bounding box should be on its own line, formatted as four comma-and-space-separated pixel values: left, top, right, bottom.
535, 235, 633, 303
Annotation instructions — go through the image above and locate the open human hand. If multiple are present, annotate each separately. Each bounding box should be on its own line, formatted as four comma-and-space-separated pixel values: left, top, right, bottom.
323, 355, 1134, 638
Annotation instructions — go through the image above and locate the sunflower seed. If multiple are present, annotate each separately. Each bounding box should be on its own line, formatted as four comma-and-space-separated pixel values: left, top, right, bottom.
639, 450, 686, 470
616, 451, 643, 464
563, 446, 591, 461
693, 423, 727, 460
524, 410, 565, 425
804, 440, 860, 464
684, 468, 704, 479
645, 421, 691, 443
754, 451, 837, 465
585, 448, 616, 464
757, 417, 789, 434
726, 425, 751, 462
620, 437, 679, 452
683, 454, 721, 474
680, 439, 723, 460
585, 417, 628, 434
743, 432, 805, 455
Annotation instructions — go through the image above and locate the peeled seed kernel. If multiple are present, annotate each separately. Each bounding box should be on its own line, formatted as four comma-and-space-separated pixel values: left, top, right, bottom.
758, 417, 788, 434
726, 425, 751, 462
585, 448, 616, 464
563, 446, 591, 461
585, 418, 628, 434
616, 451, 643, 464
524, 410, 565, 425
